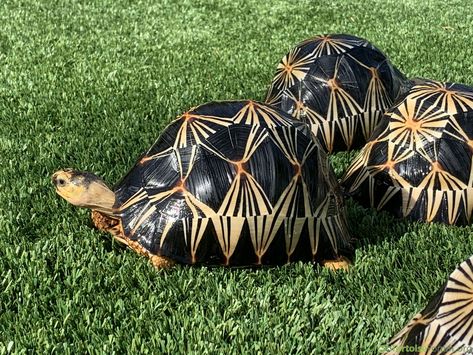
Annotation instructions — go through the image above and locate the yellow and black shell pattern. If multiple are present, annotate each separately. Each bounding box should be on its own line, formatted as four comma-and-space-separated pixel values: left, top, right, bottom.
112, 101, 353, 266
386, 255, 473, 354
265, 34, 407, 153
342, 79, 473, 225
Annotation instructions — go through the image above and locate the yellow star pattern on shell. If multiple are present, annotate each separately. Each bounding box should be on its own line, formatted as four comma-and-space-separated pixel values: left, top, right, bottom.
342, 79, 473, 225
112, 100, 352, 266
265, 33, 405, 153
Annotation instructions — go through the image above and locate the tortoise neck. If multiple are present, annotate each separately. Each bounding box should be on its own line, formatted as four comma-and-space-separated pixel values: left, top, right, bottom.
81, 180, 117, 215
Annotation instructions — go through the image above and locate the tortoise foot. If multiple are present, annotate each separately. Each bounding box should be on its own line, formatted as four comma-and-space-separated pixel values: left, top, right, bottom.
321, 256, 351, 271
150, 255, 175, 269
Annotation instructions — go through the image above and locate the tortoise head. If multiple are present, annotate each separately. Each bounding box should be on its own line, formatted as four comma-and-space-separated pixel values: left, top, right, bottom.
52, 169, 116, 215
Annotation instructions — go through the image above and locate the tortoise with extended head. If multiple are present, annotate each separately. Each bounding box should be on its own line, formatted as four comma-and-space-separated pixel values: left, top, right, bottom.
53, 100, 353, 269
387, 255, 473, 354
342, 79, 473, 225
265, 33, 407, 153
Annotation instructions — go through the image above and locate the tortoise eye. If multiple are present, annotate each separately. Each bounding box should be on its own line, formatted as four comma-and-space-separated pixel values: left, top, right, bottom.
57, 178, 66, 186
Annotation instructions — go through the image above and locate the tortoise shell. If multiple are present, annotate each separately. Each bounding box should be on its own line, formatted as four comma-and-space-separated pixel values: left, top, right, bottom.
112, 101, 353, 266
388, 255, 473, 354
341, 79, 473, 225
265, 34, 407, 153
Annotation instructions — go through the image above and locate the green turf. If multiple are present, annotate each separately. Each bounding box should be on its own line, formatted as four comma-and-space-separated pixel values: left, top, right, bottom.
2, 0, 473, 353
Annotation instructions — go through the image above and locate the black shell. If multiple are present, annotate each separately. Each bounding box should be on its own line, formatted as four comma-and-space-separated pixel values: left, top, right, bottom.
342, 79, 473, 225
388, 255, 473, 353
265, 34, 407, 153
113, 101, 353, 266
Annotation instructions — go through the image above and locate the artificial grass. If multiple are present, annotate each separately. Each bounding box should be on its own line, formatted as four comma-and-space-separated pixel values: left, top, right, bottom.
1, 0, 473, 353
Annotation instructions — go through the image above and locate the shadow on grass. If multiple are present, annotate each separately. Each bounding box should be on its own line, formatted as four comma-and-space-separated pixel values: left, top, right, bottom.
344, 198, 411, 249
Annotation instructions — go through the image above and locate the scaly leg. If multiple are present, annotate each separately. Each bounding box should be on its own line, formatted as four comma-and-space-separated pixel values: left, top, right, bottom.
91, 210, 175, 269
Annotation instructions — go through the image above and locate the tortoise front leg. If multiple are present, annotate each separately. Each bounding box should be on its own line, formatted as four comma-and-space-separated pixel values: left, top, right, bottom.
91, 211, 175, 269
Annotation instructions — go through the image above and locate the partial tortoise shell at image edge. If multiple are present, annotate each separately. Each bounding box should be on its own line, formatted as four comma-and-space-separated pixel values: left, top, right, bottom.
110, 100, 354, 266
342, 79, 473, 225
386, 255, 473, 354
265, 33, 408, 153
